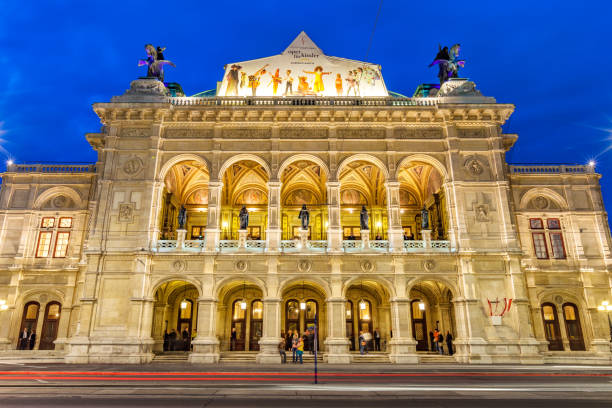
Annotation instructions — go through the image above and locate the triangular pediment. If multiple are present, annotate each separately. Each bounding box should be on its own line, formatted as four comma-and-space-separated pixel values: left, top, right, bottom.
282, 31, 324, 57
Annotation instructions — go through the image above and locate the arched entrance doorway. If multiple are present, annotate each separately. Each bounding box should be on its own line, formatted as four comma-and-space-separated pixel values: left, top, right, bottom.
344, 280, 391, 352
18, 302, 39, 350
409, 280, 456, 354
158, 160, 209, 240
217, 281, 264, 351
281, 281, 327, 351
562, 303, 585, 351
151, 280, 200, 353
397, 160, 448, 240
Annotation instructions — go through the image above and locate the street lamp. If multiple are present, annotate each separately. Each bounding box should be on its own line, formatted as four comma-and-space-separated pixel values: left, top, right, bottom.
597, 300, 612, 341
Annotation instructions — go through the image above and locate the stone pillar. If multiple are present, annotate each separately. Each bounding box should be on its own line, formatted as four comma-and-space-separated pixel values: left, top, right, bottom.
360, 229, 370, 249
53, 306, 72, 351
326, 182, 342, 252
388, 297, 418, 363
421, 229, 432, 249
298, 228, 309, 250
204, 181, 223, 252
385, 181, 404, 252
257, 297, 282, 363
325, 298, 351, 363
148, 180, 165, 250
151, 303, 167, 352
189, 298, 220, 363
176, 229, 187, 249
238, 229, 248, 249
266, 181, 282, 252
66, 261, 98, 363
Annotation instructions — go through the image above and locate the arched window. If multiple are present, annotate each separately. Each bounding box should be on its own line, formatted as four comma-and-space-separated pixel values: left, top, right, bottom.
541, 303, 563, 351
562, 303, 585, 351
250, 300, 263, 351
40, 302, 61, 350
231, 300, 246, 351
346, 300, 355, 351
411, 299, 428, 351
18, 302, 40, 350
285, 299, 300, 335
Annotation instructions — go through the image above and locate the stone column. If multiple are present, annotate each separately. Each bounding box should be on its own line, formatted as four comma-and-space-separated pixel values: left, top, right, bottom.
388, 297, 418, 363
148, 180, 165, 250
151, 303, 167, 352
256, 297, 282, 363
385, 181, 404, 252
53, 306, 72, 351
326, 182, 342, 252
205, 181, 223, 252
66, 261, 98, 363
266, 182, 282, 252
324, 297, 351, 363
189, 297, 220, 363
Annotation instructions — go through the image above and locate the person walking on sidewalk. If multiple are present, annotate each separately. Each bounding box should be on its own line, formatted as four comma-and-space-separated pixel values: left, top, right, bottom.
278, 338, 287, 363
297, 337, 304, 364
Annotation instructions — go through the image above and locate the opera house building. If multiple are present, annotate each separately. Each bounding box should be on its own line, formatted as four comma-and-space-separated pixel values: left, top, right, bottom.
1, 33, 611, 365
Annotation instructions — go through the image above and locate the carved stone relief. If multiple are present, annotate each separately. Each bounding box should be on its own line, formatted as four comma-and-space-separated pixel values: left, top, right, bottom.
464, 156, 485, 177
118, 203, 134, 223
164, 128, 214, 138
360, 260, 375, 273
297, 259, 312, 273
337, 128, 385, 139
423, 259, 436, 272
234, 260, 248, 272
122, 157, 144, 177
121, 128, 149, 137
222, 128, 271, 139
172, 259, 186, 273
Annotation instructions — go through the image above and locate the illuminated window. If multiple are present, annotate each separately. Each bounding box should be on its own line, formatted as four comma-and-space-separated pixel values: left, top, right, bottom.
305, 301, 317, 320
47, 303, 61, 319
532, 233, 548, 259
542, 305, 555, 321
25, 303, 39, 320
529, 218, 543, 229
563, 304, 577, 320
547, 218, 561, 229
359, 300, 371, 321
41, 217, 55, 228
179, 300, 192, 319
36, 232, 53, 257
251, 300, 263, 320
412, 300, 424, 319
53, 232, 70, 258
232, 301, 246, 320
59, 217, 72, 228
550, 233, 566, 259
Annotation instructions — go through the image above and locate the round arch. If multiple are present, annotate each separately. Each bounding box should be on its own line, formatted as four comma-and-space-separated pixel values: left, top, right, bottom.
336, 154, 389, 181
406, 277, 459, 300
341, 276, 396, 299
278, 277, 331, 300
395, 154, 449, 182
158, 153, 211, 181
519, 187, 569, 210
149, 276, 203, 299
536, 289, 586, 309
218, 154, 271, 180
277, 154, 330, 180
33, 187, 83, 210
214, 276, 268, 300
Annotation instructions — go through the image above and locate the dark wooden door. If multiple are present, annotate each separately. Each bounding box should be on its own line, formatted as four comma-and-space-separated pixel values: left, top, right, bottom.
18, 302, 40, 349
563, 303, 585, 351
231, 300, 246, 351
541, 303, 563, 351
39, 302, 61, 350
411, 300, 428, 351
249, 300, 263, 351
346, 301, 355, 351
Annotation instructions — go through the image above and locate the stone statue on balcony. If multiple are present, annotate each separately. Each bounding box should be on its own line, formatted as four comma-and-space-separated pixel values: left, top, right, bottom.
138, 44, 175, 82
421, 206, 430, 230
360, 205, 369, 230
178, 205, 187, 229
298, 204, 310, 229
239, 206, 249, 230
428, 43, 465, 85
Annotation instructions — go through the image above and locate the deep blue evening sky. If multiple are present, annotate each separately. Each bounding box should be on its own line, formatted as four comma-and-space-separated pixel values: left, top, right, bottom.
1, 1, 611, 216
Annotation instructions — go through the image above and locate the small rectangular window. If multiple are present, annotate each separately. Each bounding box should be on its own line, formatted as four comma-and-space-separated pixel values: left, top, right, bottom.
547, 218, 561, 229
36, 232, 53, 257
532, 232, 548, 259
550, 232, 566, 259
59, 217, 73, 228
529, 218, 543, 229
41, 217, 55, 228
53, 232, 70, 258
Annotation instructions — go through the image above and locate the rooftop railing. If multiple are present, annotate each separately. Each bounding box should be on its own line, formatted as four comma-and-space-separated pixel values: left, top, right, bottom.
168, 96, 439, 107
6, 163, 97, 174
509, 164, 594, 175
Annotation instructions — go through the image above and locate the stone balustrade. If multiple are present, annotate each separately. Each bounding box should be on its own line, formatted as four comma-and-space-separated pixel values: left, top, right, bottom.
168, 96, 438, 107
6, 163, 97, 173
509, 164, 593, 174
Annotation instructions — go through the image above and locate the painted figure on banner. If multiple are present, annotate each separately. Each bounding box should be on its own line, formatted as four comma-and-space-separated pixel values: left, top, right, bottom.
138, 44, 175, 82
240, 71, 248, 89
284, 70, 294, 95
239, 206, 249, 230
298, 205, 310, 229
354, 68, 363, 96
428, 44, 465, 85
335, 74, 343, 96
268, 69, 283, 96
225, 64, 242, 96
360, 205, 369, 230
248, 65, 269, 96
178, 205, 187, 229
345, 71, 358, 96
303, 66, 331, 93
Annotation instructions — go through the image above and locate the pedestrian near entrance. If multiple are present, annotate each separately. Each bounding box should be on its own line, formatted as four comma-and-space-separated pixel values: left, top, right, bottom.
433, 329, 439, 352
358, 331, 367, 355
28, 330, 36, 350
438, 332, 445, 355
18, 328, 28, 350
429, 331, 435, 352
278, 338, 287, 363
374, 328, 381, 351
169, 329, 177, 351
292, 334, 299, 363
230, 327, 237, 351
307, 330, 315, 355
446, 331, 454, 356
285, 330, 293, 351
297, 338, 304, 364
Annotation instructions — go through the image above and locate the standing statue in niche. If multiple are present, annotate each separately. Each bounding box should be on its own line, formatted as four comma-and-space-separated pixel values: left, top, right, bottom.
421, 206, 430, 230
428, 44, 465, 85
178, 206, 187, 229
360, 205, 369, 230
239, 206, 249, 230
138, 44, 176, 82
298, 204, 310, 229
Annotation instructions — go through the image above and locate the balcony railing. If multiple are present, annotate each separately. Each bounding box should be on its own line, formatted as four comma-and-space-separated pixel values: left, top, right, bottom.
509, 164, 594, 175
168, 96, 438, 107
6, 163, 97, 174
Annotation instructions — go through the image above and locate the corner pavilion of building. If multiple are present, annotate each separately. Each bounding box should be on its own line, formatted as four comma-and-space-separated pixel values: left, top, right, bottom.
0, 32, 611, 365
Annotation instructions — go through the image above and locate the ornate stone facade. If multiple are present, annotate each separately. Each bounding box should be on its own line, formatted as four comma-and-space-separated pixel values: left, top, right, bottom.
0, 41, 611, 366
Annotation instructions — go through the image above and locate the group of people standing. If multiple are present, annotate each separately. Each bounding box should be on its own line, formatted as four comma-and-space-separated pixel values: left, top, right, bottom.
17, 328, 36, 350
163, 328, 192, 352
430, 329, 454, 355
278, 329, 316, 364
